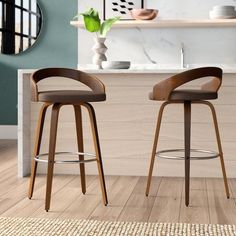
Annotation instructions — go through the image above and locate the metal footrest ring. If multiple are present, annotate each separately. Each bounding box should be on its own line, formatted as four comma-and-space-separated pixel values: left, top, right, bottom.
35, 152, 97, 164
156, 149, 219, 160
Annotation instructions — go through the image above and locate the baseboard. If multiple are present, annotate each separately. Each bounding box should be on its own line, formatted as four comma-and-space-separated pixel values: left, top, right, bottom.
0, 125, 17, 139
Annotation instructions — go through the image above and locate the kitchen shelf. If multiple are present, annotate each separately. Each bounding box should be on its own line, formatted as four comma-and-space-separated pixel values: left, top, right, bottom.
70, 19, 236, 28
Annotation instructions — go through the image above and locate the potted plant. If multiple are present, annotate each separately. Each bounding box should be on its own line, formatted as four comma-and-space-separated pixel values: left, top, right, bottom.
74, 8, 120, 69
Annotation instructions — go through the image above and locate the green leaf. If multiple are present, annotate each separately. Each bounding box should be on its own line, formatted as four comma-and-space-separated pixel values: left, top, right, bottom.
81, 8, 101, 33
100, 17, 120, 37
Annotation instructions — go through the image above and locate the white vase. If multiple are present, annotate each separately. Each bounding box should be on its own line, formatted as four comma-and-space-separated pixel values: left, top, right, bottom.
92, 37, 107, 69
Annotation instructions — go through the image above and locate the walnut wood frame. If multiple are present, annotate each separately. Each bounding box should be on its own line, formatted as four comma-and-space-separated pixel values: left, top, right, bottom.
28, 102, 108, 211
146, 100, 230, 206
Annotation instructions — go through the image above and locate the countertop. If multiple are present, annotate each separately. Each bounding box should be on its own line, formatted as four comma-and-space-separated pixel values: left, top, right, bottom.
18, 64, 236, 74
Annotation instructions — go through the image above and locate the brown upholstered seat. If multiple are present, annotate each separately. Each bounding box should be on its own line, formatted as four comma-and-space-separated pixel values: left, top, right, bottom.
149, 89, 217, 101
38, 90, 106, 103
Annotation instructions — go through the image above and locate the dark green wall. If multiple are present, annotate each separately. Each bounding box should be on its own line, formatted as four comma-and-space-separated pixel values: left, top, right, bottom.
0, 0, 78, 125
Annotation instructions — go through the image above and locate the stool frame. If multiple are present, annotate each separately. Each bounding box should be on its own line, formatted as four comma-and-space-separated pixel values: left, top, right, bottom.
28, 102, 108, 211
28, 68, 108, 212
146, 67, 230, 206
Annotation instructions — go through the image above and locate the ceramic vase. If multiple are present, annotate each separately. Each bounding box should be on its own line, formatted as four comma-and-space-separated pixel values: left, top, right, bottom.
92, 37, 107, 69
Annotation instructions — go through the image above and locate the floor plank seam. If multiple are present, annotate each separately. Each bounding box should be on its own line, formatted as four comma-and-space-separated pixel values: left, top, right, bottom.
177, 177, 184, 223
116, 177, 140, 220
87, 176, 120, 220
57, 176, 98, 219
22, 175, 76, 217
147, 177, 163, 222
205, 178, 211, 223
228, 179, 236, 208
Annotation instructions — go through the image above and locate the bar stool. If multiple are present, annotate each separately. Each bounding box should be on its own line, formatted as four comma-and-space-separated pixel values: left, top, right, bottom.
28, 68, 108, 211
145, 67, 230, 206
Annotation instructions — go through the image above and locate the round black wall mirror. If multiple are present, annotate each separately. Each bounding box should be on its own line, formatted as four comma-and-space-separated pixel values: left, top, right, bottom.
0, 0, 42, 55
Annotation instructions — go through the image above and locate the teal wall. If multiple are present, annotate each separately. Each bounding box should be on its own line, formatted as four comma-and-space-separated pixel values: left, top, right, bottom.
0, 0, 78, 125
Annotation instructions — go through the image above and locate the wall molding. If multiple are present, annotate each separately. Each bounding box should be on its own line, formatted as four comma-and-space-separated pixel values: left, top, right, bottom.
0, 125, 17, 139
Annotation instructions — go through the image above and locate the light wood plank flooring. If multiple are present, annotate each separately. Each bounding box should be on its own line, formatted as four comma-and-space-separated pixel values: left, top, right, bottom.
1, 140, 236, 224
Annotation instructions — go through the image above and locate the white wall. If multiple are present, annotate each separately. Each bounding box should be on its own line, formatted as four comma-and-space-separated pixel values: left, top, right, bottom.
78, 0, 236, 68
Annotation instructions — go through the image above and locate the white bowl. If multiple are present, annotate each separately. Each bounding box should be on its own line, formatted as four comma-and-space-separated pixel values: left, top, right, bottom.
209, 10, 236, 19
101, 61, 131, 70
213, 5, 235, 11
210, 5, 236, 18
211, 9, 236, 16
212, 9, 236, 14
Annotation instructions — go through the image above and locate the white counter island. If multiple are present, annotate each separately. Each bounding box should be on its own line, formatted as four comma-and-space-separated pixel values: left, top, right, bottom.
18, 66, 236, 178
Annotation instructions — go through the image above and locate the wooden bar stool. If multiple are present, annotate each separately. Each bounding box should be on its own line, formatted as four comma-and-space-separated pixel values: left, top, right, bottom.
28, 68, 108, 211
146, 67, 230, 206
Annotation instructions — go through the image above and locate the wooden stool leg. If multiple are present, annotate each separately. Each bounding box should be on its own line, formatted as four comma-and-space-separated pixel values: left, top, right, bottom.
74, 105, 86, 194
45, 103, 61, 212
205, 101, 230, 198
146, 102, 168, 196
83, 103, 108, 206
28, 103, 50, 199
184, 101, 191, 207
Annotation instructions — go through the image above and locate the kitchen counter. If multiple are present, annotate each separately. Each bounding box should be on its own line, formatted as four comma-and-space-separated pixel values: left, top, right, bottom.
78, 64, 236, 74
18, 68, 236, 178
21, 65, 236, 75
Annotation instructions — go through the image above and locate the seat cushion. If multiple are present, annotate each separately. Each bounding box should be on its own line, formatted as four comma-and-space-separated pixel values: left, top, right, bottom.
169, 89, 218, 101
149, 89, 217, 101
38, 90, 106, 103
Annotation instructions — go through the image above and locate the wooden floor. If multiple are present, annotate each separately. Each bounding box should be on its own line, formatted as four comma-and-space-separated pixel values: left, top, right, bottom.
1, 140, 236, 224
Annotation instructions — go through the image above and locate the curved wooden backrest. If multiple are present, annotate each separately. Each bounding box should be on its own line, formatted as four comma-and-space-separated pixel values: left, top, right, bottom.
152, 67, 223, 101
30, 68, 105, 102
